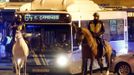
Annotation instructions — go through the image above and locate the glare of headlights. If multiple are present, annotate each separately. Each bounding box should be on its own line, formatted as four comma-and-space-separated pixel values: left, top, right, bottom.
56, 54, 68, 68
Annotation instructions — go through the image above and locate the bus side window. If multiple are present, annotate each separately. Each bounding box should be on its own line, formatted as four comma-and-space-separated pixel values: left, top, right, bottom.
109, 19, 124, 41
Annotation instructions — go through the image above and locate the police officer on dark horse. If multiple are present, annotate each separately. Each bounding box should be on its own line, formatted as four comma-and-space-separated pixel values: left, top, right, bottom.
87, 12, 105, 74
81, 12, 108, 75
74, 12, 112, 75
88, 12, 105, 61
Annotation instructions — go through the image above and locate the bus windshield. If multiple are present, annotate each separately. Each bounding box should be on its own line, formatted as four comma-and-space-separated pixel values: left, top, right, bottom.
25, 24, 71, 54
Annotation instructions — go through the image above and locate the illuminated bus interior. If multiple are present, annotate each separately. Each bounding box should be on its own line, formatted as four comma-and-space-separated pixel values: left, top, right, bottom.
25, 24, 71, 54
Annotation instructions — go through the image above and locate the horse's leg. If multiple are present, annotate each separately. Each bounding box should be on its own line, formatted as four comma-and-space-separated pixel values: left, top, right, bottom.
21, 60, 25, 75
24, 59, 27, 75
15, 62, 19, 75
105, 53, 111, 75
19, 59, 25, 75
16, 62, 20, 75
82, 58, 88, 75
97, 58, 104, 75
21, 59, 26, 75
18, 66, 21, 75
89, 57, 94, 75
13, 59, 19, 75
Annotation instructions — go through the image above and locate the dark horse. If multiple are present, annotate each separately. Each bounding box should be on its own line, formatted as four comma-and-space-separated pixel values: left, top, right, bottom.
74, 27, 112, 75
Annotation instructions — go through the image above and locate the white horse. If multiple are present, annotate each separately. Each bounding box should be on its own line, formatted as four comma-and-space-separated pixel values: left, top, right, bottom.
12, 30, 29, 75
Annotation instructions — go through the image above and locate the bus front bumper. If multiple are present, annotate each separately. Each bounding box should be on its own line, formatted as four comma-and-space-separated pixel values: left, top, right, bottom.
26, 65, 70, 74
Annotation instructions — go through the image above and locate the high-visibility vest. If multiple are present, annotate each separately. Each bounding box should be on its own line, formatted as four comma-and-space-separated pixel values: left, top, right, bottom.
17, 24, 25, 30
89, 22, 102, 33
17, 25, 22, 30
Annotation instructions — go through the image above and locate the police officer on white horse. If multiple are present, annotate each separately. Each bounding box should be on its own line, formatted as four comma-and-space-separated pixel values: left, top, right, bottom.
12, 14, 29, 75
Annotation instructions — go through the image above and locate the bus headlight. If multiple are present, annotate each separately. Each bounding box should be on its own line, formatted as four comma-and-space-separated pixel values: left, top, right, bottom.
56, 54, 69, 68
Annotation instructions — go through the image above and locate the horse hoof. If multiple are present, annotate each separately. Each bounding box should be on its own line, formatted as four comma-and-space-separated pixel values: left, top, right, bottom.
106, 70, 109, 75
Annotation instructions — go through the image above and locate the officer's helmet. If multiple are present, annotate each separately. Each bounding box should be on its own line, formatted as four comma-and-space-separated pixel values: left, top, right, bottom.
15, 14, 22, 22
93, 12, 99, 17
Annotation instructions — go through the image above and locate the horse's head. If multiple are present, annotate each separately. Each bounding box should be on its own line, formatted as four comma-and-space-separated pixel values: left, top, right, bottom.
73, 25, 95, 47
15, 30, 23, 41
74, 27, 85, 45
76, 28, 85, 45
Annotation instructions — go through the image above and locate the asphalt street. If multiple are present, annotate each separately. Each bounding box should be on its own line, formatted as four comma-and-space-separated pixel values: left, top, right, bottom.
0, 70, 114, 75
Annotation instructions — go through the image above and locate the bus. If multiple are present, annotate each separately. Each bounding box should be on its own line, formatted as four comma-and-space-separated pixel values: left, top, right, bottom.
17, 11, 76, 74
16, 10, 128, 74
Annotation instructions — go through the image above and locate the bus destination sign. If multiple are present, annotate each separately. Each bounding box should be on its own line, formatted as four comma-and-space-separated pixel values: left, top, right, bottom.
23, 13, 71, 23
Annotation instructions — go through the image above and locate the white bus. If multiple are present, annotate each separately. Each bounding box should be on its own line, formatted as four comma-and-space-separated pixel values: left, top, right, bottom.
17, 11, 75, 75
16, 10, 128, 74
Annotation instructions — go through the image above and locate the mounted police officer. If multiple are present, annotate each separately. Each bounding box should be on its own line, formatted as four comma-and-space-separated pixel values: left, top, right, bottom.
87, 12, 105, 59
11, 14, 24, 43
